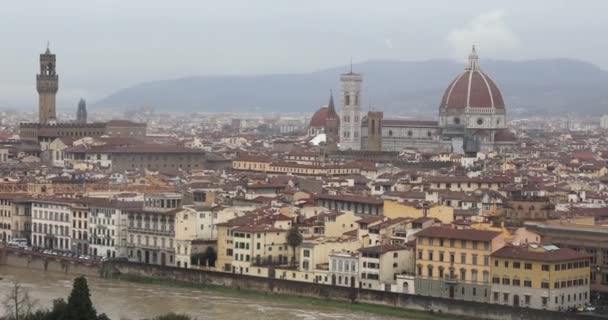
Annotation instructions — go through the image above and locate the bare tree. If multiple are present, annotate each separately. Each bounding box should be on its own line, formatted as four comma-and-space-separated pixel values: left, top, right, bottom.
2, 281, 37, 320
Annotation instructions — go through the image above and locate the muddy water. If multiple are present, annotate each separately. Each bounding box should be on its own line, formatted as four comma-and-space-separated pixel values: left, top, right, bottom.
0, 266, 408, 320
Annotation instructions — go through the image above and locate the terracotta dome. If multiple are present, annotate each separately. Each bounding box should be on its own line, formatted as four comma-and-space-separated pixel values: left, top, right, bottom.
310, 107, 330, 128
309, 94, 339, 128
494, 129, 516, 142
440, 46, 505, 110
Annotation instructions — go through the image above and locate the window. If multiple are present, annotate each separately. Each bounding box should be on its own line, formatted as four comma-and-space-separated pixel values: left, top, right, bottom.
461, 253, 467, 264
541, 264, 550, 271
493, 292, 499, 301
484, 255, 489, 266
524, 280, 532, 287
503, 293, 509, 302
541, 282, 549, 289
512, 279, 520, 286
502, 277, 510, 285
504, 261, 509, 268
524, 263, 532, 270
525, 295, 531, 305
477, 118, 483, 125
513, 262, 520, 269
541, 297, 548, 306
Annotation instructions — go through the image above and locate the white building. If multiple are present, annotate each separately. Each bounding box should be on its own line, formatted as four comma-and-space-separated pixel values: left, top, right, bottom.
174, 204, 218, 268
328, 250, 359, 287
89, 201, 133, 258
358, 244, 415, 292
31, 199, 72, 251
339, 70, 362, 150
126, 193, 179, 266
601, 115, 608, 129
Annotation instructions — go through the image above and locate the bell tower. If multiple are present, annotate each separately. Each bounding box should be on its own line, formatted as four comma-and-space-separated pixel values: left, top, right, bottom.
37, 45, 59, 124
339, 65, 362, 150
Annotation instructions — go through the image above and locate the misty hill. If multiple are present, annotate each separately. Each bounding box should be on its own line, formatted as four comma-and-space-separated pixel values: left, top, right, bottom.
95, 59, 608, 116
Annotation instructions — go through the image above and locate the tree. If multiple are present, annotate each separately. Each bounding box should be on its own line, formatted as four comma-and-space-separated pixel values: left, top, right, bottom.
286, 225, 303, 268
62, 276, 97, 320
2, 281, 37, 320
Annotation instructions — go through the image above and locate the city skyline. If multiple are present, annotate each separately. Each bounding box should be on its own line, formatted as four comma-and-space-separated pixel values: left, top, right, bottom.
1, 0, 608, 108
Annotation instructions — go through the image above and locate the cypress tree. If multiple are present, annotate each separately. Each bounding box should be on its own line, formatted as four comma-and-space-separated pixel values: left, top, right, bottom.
62, 276, 97, 320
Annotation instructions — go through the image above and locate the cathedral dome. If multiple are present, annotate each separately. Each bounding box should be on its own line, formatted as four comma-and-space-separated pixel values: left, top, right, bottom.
310, 107, 331, 128
309, 95, 339, 128
440, 46, 505, 110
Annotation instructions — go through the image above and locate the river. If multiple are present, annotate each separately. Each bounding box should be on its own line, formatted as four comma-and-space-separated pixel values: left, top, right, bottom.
0, 266, 405, 320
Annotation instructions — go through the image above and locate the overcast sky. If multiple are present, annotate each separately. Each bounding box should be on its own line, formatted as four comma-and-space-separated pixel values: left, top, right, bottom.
1, 0, 607, 108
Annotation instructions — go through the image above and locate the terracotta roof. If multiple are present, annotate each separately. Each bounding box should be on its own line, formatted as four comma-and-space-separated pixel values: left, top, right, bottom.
65, 144, 205, 154
315, 193, 383, 205
491, 245, 590, 262
416, 226, 501, 241
359, 244, 410, 254
232, 224, 285, 233
379, 119, 438, 127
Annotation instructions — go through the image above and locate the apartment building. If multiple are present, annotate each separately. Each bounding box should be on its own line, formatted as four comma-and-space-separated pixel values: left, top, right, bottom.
31, 198, 73, 251
126, 193, 179, 266
491, 244, 590, 310
415, 226, 505, 302
359, 244, 415, 291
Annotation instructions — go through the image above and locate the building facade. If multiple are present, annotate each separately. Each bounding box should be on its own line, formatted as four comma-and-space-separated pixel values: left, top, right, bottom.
31, 199, 72, 251
126, 193, 179, 266
491, 245, 590, 311
415, 226, 505, 302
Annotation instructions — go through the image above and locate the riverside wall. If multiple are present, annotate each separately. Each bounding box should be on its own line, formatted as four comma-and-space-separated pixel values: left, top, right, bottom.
1, 247, 601, 320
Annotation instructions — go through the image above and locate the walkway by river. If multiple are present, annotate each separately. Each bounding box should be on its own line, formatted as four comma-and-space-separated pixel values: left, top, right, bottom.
0, 265, 406, 320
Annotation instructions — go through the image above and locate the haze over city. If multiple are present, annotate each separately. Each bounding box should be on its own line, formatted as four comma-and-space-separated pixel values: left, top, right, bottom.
1, 0, 608, 110
1, 2, 608, 320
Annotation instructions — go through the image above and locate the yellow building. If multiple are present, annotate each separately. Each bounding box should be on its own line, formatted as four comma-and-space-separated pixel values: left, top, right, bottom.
491, 244, 590, 311
414, 226, 505, 302
383, 200, 454, 223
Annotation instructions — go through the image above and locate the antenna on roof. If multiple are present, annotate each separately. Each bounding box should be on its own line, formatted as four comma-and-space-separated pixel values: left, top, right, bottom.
350, 57, 353, 73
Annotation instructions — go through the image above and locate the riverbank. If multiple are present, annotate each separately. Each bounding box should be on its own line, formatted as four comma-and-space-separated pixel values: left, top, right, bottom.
113, 273, 461, 320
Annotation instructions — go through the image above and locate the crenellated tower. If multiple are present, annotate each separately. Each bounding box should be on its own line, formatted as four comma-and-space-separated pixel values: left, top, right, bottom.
37, 45, 59, 124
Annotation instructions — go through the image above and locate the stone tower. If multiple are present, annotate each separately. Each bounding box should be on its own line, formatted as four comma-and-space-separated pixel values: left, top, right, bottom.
324, 93, 339, 152
37, 46, 59, 124
339, 68, 362, 150
367, 111, 383, 152
76, 98, 87, 124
